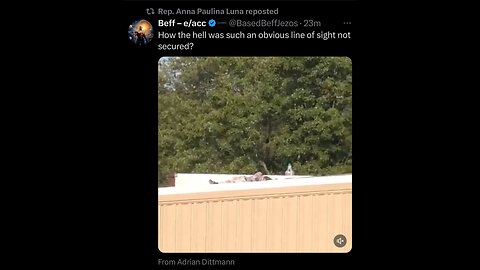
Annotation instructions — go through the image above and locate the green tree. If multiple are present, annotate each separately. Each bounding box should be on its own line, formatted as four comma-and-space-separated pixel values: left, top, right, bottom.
158, 57, 352, 186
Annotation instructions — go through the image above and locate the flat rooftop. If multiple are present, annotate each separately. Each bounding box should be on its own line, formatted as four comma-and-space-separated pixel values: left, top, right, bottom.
158, 174, 352, 195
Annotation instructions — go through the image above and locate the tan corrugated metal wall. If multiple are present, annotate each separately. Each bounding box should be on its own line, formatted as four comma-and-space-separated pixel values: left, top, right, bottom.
159, 183, 352, 252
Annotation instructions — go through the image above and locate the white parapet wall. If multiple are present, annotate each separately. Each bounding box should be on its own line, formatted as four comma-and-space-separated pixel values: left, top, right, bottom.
172, 172, 332, 187
159, 173, 352, 195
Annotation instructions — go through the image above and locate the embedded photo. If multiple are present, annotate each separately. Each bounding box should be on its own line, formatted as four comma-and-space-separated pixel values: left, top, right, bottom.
158, 57, 352, 252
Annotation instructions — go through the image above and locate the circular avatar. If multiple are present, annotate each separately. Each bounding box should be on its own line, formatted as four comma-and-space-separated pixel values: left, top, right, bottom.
128, 19, 154, 45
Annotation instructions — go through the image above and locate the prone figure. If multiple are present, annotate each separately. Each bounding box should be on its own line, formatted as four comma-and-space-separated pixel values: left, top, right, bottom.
209, 172, 272, 184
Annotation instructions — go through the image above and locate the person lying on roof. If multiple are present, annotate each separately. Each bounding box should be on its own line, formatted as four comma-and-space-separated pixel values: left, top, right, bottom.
209, 171, 272, 184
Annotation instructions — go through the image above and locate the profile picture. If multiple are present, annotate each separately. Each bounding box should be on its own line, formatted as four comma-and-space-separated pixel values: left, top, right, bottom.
128, 19, 154, 45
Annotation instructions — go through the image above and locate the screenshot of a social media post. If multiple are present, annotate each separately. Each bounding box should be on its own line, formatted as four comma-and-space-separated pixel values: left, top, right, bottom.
123, 0, 354, 266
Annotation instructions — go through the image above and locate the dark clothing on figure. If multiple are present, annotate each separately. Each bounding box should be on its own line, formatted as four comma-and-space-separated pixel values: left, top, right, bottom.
135, 32, 148, 45
209, 172, 272, 184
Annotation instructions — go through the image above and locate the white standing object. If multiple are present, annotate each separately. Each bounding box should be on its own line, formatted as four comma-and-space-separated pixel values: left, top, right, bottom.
285, 163, 294, 176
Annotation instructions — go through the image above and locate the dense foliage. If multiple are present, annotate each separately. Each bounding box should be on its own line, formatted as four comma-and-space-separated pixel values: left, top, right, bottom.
158, 57, 352, 186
